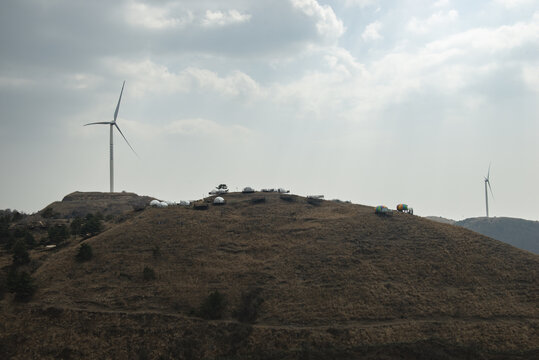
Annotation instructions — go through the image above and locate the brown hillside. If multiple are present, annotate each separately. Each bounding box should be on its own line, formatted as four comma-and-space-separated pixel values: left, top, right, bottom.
1, 192, 538, 359
35, 191, 155, 219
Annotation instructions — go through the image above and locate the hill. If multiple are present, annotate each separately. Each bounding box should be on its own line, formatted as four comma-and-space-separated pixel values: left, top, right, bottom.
35, 191, 155, 219
455, 217, 539, 255
1, 192, 538, 359
424, 216, 456, 225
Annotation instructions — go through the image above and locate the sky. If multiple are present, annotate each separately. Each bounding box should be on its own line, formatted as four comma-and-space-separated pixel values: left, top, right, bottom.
0, 0, 538, 221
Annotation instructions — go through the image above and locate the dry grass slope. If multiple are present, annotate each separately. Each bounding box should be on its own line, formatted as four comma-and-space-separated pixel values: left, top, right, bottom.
1, 192, 538, 359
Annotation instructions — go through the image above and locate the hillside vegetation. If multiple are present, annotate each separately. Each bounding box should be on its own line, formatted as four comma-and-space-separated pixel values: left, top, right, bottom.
0, 192, 538, 359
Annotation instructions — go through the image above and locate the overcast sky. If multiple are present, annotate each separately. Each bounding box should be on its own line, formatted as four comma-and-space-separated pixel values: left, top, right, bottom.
1, 0, 538, 220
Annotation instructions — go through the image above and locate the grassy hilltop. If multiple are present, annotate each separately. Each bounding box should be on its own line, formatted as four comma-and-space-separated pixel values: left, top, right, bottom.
0, 192, 538, 359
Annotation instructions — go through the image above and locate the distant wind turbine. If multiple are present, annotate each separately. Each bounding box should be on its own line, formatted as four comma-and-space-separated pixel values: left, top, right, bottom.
84, 81, 137, 193
484, 164, 494, 217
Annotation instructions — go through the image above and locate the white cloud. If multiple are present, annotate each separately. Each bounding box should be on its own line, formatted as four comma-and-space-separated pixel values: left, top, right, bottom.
182, 67, 262, 97
165, 118, 251, 137
407, 10, 459, 34
343, 0, 379, 7
125, 1, 193, 29
362, 21, 383, 41
522, 64, 539, 92
433, 0, 450, 7
123, 117, 252, 141
494, 0, 536, 9
426, 15, 539, 53
103, 59, 261, 99
266, 13, 539, 121
126, 2, 251, 30
201, 9, 251, 27
291, 0, 345, 40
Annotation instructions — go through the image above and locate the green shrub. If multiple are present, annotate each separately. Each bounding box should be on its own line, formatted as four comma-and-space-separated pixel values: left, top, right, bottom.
198, 290, 227, 319
24, 232, 36, 248
0, 275, 5, 300
234, 288, 264, 323
280, 195, 295, 202
48, 224, 69, 244
12, 239, 30, 266
76, 243, 93, 262
143, 266, 156, 281
42, 207, 59, 219
152, 245, 161, 259
80, 213, 104, 237
13, 227, 26, 238
70, 217, 83, 236
7, 269, 36, 302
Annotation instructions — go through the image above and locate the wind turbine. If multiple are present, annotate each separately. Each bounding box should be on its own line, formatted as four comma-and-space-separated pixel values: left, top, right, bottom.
484, 164, 494, 217
84, 81, 137, 193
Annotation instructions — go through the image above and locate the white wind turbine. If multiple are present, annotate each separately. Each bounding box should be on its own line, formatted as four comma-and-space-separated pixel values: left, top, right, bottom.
84, 81, 137, 193
484, 164, 494, 217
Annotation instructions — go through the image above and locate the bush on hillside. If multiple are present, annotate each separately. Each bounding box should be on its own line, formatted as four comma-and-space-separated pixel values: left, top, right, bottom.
42, 207, 59, 219
48, 224, 69, 244
198, 291, 227, 320
143, 266, 156, 281
0, 215, 12, 246
280, 195, 295, 202
11, 239, 30, 267
24, 232, 36, 248
0, 274, 6, 300
7, 269, 36, 302
306, 198, 323, 206
70, 217, 83, 236
76, 243, 93, 262
79, 213, 104, 238
234, 288, 264, 323
152, 245, 161, 259
13, 227, 26, 238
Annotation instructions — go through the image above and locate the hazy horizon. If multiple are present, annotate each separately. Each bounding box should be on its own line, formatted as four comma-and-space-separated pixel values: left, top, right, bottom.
1, 0, 538, 221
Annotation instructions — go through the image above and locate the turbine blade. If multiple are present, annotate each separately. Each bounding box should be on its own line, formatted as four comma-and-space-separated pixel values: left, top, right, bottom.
84, 121, 113, 126
113, 81, 125, 123
487, 180, 494, 200
487, 163, 491, 181
115, 123, 138, 157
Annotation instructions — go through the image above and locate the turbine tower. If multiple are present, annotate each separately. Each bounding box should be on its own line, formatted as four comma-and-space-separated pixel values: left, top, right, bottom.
484, 164, 494, 217
84, 81, 137, 192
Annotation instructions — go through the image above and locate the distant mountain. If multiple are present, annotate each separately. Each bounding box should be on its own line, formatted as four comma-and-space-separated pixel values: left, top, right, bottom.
455, 217, 539, 254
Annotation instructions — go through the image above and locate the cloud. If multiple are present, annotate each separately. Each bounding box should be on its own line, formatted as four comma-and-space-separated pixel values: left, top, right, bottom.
433, 0, 450, 7
494, 0, 536, 9
125, 1, 193, 29
407, 10, 459, 34
103, 58, 261, 99
362, 21, 383, 41
123, 117, 252, 141
0, 76, 34, 89
343, 0, 379, 7
201, 9, 251, 27
425, 14, 539, 53
291, 0, 345, 40
165, 118, 252, 137
522, 64, 539, 92
265, 12, 539, 121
